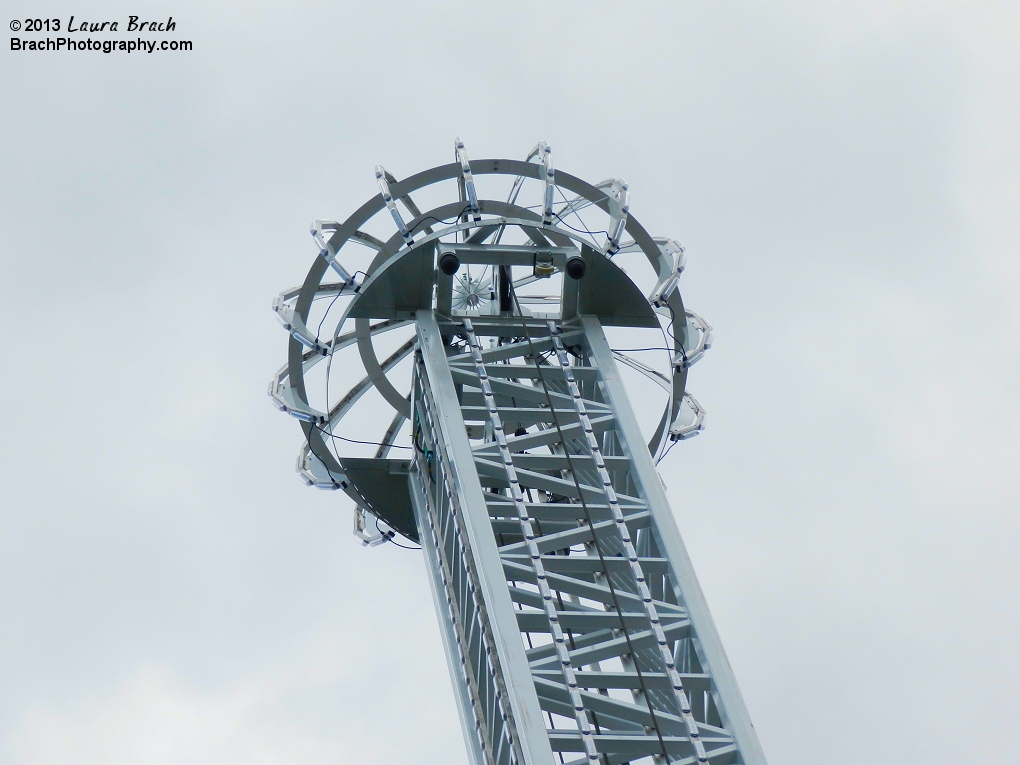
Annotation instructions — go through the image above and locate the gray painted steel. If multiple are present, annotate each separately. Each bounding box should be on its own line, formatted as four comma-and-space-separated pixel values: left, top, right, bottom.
408, 313, 765, 765
270, 141, 765, 764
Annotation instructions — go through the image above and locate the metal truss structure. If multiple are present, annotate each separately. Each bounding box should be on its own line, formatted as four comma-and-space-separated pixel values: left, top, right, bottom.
270, 140, 768, 765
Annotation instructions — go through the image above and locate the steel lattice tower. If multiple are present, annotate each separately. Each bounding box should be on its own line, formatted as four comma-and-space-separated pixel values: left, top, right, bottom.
270, 140, 768, 765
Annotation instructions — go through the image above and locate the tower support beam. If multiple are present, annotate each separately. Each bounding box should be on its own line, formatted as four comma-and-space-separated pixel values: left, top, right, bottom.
410, 311, 767, 765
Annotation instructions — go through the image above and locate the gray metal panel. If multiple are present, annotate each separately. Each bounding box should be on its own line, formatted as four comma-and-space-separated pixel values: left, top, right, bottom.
581, 315, 769, 765
416, 311, 558, 765
348, 242, 435, 319
341, 457, 417, 542
576, 245, 659, 328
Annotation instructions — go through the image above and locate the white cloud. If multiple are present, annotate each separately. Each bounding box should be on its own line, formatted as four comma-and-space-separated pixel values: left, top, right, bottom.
14, 666, 341, 765
11, 625, 466, 765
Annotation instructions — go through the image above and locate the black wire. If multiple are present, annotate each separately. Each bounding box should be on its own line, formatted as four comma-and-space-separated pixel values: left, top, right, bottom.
663, 300, 679, 344
313, 424, 412, 450
656, 438, 680, 465
506, 284, 673, 765
387, 538, 422, 551
611, 347, 674, 353
317, 274, 362, 467
315, 293, 345, 344
302, 275, 363, 487
553, 184, 611, 240
304, 274, 369, 486
551, 209, 610, 240
305, 205, 467, 540
407, 205, 473, 236
611, 344, 688, 368
320, 270, 410, 465
376, 518, 421, 551
652, 299, 688, 462
611, 322, 686, 460
313, 271, 365, 344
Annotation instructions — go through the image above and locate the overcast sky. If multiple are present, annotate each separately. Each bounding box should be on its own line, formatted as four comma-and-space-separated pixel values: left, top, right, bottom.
2, 2, 1018, 763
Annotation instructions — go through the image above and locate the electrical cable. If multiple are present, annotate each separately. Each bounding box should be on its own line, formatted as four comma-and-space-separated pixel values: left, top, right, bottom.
550, 211, 611, 240
506, 285, 673, 765
663, 300, 680, 344
387, 538, 422, 551
650, 298, 687, 462
407, 205, 473, 236
656, 438, 680, 466
320, 272, 415, 466
554, 185, 611, 241
376, 518, 421, 551
612, 347, 674, 353
313, 271, 365, 345
312, 424, 412, 450
301, 273, 368, 489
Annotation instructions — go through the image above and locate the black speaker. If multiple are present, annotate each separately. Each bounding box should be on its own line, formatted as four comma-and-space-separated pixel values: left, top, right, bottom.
438, 251, 461, 276
565, 254, 586, 280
